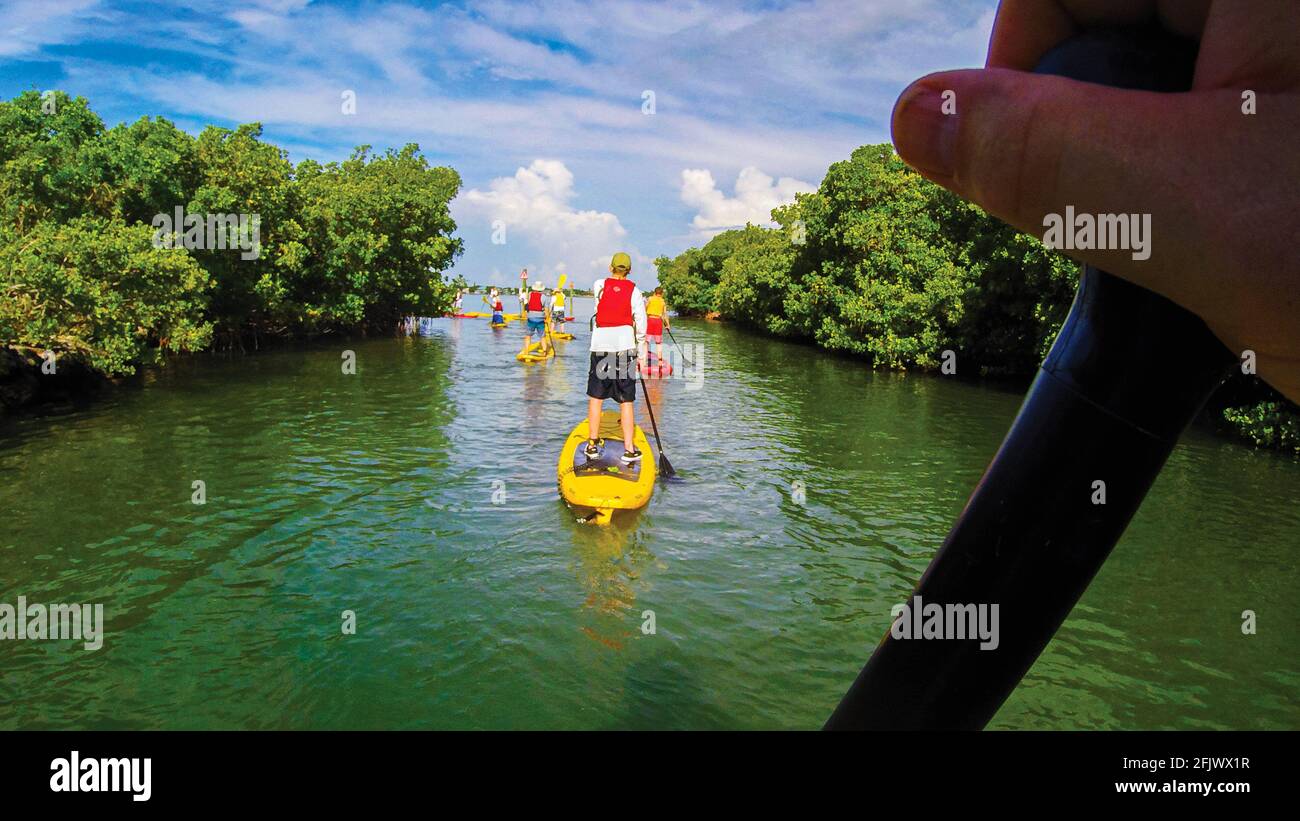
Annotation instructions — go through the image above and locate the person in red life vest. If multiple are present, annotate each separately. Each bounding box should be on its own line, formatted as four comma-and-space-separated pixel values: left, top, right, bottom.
489, 288, 504, 325
585, 251, 648, 463
520, 279, 552, 355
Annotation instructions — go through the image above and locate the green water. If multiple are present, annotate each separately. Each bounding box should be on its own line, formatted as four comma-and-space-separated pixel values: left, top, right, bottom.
1, 299, 1296, 729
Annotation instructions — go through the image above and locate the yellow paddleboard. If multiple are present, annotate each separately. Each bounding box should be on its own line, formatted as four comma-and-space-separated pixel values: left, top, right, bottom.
516, 339, 555, 362
551, 332, 575, 340
557, 411, 655, 524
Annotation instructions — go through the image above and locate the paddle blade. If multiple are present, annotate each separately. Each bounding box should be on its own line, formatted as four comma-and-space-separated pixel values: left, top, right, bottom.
658, 452, 675, 478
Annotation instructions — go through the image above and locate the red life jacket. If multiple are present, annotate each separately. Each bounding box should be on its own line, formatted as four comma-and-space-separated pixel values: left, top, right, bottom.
595, 278, 636, 327
527, 291, 544, 312
492, 299, 503, 311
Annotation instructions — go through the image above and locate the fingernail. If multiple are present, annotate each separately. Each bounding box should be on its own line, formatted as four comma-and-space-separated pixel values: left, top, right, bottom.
892, 83, 958, 178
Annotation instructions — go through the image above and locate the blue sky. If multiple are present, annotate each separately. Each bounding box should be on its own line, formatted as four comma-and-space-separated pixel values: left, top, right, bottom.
0, 0, 996, 287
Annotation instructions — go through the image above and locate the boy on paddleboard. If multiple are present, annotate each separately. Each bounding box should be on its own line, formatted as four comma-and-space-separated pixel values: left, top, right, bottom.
586, 252, 647, 463
551, 286, 567, 335
645, 286, 669, 365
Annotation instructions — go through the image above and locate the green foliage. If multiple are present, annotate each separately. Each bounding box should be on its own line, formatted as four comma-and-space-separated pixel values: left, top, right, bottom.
0, 91, 109, 230
293, 145, 462, 331
797, 145, 969, 368
946, 199, 1079, 375
0, 91, 463, 378
714, 224, 799, 336
654, 228, 752, 316
659, 143, 1071, 373
1222, 401, 1300, 454
91, 116, 203, 225
190, 123, 302, 333
0, 218, 211, 375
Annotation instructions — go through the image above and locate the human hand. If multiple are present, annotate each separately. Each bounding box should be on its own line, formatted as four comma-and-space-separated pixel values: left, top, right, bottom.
891, 0, 1300, 401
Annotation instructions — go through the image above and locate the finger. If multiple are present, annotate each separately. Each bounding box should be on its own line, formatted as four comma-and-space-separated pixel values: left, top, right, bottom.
891, 68, 1260, 324
1195, 0, 1300, 89
987, 0, 1209, 70
986, 0, 1079, 70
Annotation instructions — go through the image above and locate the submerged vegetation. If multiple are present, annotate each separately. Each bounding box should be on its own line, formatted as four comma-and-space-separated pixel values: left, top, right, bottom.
0, 90, 462, 388
656, 144, 1299, 454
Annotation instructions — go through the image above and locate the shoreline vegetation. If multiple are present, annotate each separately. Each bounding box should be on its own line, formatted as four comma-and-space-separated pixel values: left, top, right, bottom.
0, 90, 464, 416
2, 91, 1295, 455
655, 144, 1299, 455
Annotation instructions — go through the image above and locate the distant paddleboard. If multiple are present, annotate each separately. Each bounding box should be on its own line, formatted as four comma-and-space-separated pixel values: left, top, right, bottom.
516, 339, 555, 362
639, 356, 672, 376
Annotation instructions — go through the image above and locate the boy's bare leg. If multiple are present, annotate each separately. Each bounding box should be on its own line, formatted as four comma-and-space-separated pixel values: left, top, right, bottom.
588, 397, 602, 442
620, 401, 635, 451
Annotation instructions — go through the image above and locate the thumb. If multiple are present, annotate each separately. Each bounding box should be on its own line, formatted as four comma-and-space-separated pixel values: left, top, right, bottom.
891, 68, 1237, 314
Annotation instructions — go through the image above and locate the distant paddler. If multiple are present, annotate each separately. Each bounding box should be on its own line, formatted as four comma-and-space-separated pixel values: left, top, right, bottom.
519, 279, 553, 357
644, 286, 670, 365
551, 273, 568, 336
518, 267, 529, 318
489, 288, 505, 327
549, 273, 573, 339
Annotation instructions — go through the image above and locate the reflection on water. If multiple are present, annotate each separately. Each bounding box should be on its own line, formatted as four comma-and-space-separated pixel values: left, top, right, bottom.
0, 298, 1296, 729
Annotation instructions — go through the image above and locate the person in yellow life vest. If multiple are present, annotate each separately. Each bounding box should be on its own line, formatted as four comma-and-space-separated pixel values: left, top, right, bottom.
644, 286, 669, 365
550, 286, 566, 334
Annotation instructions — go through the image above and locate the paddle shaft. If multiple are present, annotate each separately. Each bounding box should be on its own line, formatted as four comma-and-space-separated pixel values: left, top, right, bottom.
637, 368, 674, 477
665, 324, 693, 366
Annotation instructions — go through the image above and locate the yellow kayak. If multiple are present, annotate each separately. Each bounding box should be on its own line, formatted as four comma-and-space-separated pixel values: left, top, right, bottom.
557, 411, 655, 524
551, 332, 575, 341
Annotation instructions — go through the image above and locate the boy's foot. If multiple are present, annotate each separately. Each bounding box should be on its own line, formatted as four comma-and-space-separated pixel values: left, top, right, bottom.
584, 439, 602, 458
621, 447, 642, 463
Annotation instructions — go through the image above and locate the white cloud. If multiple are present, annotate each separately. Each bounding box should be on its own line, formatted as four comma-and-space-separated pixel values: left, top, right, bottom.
6, 0, 1000, 280
455, 160, 637, 285
0, 0, 102, 58
680, 166, 815, 238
